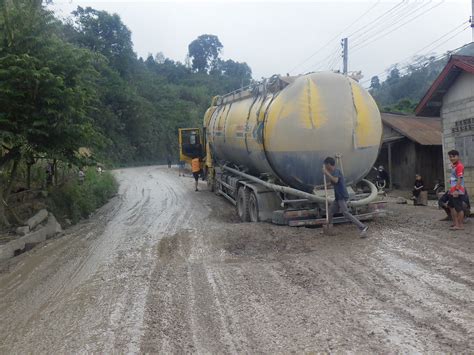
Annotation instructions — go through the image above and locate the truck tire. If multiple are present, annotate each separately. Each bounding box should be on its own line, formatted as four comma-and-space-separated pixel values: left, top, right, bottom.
248, 191, 259, 222
237, 187, 250, 222
207, 172, 214, 192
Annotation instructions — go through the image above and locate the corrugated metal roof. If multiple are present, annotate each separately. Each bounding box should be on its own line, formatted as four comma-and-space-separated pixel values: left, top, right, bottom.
416, 55, 474, 117
381, 113, 441, 145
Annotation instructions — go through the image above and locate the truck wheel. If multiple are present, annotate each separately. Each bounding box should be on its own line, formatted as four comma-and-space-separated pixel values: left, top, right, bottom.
237, 187, 250, 222
207, 173, 215, 192
248, 191, 259, 222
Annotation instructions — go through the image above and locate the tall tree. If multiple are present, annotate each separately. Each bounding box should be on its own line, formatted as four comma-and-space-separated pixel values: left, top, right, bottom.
68, 6, 135, 77
370, 75, 381, 90
0, 0, 99, 225
188, 34, 223, 73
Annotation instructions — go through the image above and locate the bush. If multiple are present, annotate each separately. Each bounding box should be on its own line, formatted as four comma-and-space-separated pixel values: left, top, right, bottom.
48, 170, 118, 224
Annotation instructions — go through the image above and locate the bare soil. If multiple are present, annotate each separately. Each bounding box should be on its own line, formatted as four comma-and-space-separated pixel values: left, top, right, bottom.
0, 166, 472, 353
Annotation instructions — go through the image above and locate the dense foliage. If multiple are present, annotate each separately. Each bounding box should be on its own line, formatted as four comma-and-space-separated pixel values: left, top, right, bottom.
0, 0, 252, 226
368, 43, 474, 114
49, 170, 118, 224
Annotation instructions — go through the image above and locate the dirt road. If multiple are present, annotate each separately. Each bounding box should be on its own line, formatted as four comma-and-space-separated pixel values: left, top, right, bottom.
0, 166, 472, 353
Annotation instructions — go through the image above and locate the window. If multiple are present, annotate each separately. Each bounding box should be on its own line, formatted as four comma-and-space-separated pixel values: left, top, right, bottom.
455, 134, 474, 167
452, 118, 474, 133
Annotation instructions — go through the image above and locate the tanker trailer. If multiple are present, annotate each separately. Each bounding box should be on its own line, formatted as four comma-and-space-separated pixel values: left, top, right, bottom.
179, 72, 386, 226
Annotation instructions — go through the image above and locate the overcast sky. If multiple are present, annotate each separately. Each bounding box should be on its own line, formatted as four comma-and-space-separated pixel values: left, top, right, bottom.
50, 0, 471, 86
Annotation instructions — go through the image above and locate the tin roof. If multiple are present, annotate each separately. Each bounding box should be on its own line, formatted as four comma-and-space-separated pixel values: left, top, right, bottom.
381, 113, 442, 145
415, 55, 474, 117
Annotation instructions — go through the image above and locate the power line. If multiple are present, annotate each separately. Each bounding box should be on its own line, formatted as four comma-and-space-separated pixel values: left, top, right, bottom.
350, 0, 433, 49
327, 51, 342, 71
361, 21, 469, 81
352, 0, 446, 53
426, 25, 471, 53
305, 0, 419, 74
360, 20, 468, 85
360, 27, 470, 87
345, 0, 408, 38
288, 0, 383, 74
408, 21, 469, 56
301, 43, 340, 73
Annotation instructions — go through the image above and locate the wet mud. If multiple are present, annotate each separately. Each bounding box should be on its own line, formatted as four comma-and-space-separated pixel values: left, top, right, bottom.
0, 166, 472, 353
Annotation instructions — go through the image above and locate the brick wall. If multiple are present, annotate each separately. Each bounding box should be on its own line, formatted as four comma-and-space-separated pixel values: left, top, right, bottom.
441, 72, 474, 193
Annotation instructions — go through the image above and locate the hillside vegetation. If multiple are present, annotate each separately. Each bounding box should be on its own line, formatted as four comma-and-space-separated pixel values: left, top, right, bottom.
368, 43, 474, 114
0, 0, 251, 226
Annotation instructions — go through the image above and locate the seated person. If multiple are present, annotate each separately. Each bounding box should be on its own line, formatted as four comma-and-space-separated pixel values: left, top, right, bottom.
412, 174, 424, 201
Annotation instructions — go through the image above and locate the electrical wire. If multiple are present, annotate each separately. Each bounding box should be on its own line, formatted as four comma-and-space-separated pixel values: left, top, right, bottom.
327, 51, 342, 71
360, 27, 470, 87
361, 21, 469, 83
350, 0, 433, 49
345, 0, 408, 38
310, 0, 422, 73
352, 0, 446, 52
303, 44, 341, 73
288, 0, 383, 74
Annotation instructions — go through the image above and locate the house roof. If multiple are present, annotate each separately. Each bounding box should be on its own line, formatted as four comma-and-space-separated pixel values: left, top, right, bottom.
381, 113, 442, 145
415, 55, 474, 117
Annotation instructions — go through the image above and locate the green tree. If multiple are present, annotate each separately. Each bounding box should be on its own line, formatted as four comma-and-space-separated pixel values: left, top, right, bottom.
68, 6, 135, 77
0, 0, 99, 225
370, 75, 381, 90
386, 67, 400, 84
188, 34, 223, 73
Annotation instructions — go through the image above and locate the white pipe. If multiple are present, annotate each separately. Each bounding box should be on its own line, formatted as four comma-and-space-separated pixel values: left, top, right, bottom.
222, 166, 378, 207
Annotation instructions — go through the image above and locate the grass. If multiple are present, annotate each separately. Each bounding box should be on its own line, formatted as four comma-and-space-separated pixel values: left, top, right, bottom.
48, 170, 118, 224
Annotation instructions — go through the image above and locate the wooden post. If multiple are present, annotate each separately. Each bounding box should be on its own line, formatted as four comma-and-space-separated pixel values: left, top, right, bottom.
388, 142, 393, 189
53, 159, 58, 186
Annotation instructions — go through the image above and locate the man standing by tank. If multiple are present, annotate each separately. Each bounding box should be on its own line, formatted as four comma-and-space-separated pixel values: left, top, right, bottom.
323, 157, 369, 237
191, 155, 202, 192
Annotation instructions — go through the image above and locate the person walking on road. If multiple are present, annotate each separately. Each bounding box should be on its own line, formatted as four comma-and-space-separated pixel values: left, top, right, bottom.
323, 156, 368, 237
191, 156, 202, 192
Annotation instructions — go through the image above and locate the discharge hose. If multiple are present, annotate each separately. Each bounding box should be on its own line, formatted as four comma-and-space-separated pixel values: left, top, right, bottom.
222, 166, 378, 207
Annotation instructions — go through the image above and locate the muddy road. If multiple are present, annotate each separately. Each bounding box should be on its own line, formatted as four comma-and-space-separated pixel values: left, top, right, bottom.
0, 166, 472, 353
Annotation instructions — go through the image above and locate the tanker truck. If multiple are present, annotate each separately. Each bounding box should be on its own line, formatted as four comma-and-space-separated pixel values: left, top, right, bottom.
179, 72, 386, 226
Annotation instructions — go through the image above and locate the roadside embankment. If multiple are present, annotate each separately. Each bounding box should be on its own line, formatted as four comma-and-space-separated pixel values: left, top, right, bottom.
0, 170, 118, 262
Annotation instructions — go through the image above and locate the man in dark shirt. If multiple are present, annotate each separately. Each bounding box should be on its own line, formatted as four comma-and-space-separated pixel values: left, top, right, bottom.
323, 157, 368, 236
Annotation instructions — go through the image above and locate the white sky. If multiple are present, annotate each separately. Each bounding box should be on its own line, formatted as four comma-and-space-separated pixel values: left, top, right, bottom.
50, 0, 472, 85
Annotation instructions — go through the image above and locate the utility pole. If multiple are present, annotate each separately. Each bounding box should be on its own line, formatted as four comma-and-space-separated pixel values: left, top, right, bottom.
471, 0, 474, 41
341, 38, 348, 75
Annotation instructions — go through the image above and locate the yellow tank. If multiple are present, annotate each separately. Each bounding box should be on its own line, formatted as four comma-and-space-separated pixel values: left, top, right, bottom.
205, 72, 382, 192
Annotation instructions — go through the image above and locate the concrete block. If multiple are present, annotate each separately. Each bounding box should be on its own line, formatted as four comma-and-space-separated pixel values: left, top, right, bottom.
24, 214, 62, 244
0, 239, 26, 262
46, 214, 62, 237
0, 214, 62, 262
26, 209, 48, 230
16, 226, 30, 236
23, 228, 48, 245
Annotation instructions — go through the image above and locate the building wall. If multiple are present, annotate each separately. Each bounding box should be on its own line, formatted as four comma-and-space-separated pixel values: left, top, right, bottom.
375, 139, 443, 189
441, 71, 474, 193
414, 144, 444, 188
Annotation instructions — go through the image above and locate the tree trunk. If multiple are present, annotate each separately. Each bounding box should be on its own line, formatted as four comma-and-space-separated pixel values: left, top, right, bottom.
0, 183, 10, 227
53, 159, 58, 186
5, 158, 19, 197
26, 163, 32, 189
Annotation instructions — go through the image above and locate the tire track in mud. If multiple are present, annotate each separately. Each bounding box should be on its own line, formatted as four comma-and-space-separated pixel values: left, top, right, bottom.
0, 166, 196, 353
1, 169, 473, 353
140, 199, 473, 353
